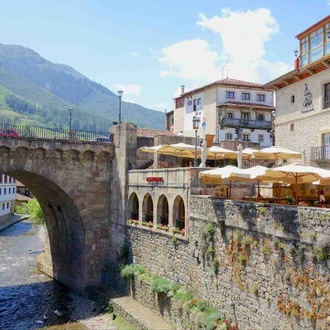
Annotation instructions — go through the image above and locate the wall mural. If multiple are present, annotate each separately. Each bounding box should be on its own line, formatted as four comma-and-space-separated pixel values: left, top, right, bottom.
302, 83, 314, 113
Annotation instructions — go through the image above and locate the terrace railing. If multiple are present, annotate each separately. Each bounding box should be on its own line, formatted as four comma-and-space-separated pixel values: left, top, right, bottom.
0, 124, 113, 142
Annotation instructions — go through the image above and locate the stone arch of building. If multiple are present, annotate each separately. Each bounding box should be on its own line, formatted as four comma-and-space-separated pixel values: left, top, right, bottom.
142, 193, 153, 223
173, 195, 186, 230
128, 192, 139, 220
157, 194, 169, 226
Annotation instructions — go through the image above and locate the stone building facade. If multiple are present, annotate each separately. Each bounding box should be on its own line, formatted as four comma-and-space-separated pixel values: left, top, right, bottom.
0, 174, 16, 226
264, 15, 330, 166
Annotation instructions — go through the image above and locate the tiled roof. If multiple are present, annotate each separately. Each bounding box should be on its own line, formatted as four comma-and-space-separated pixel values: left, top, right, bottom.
215, 78, 263, 88
137, 128, 176, 137
220, 101, 275, 110
175, 78, 266, 99
296, 15, 330, 39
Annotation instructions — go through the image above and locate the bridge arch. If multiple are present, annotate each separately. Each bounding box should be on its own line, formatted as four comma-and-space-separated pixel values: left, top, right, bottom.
0, 138, 114, 293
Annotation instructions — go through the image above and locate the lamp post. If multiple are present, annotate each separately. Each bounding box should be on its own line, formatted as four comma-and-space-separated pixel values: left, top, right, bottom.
68, 107, 73, 139
192, 116, 200, 167
118, 90, 123, 124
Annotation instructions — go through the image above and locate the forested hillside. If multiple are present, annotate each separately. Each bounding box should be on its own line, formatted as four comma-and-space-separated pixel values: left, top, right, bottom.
0, 44, 165, 130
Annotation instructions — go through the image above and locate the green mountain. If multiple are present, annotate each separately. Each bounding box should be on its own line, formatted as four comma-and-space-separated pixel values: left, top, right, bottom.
0, 44, 165, 130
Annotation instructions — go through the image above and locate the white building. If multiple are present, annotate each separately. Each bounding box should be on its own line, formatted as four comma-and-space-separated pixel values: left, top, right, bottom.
170, 79, 275, 148
0, 174, 16, 226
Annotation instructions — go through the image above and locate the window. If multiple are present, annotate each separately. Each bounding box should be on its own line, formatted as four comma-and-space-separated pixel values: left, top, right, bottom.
227, 112, 233, 119
0, 188, 1, 195
242, 92, 250, 100
226, 91, 235, 99
13, 188, 15, 194
197, 98, 201, 105
290, 123, 294, 132
242, 112, 250, 121
257, 114, 264, 121
300, 25, 330, 66
324, 83, 330, 109
257, 94, 265, 101
193, 99, 197, 111
187, 100, 192, 106
258, 134, 264, 142
226, 133, 233, 140
9, 188, 11, 194
291, 95, 295, 103
242, 134, 250, 141
2, 204, 4, 210
4, 188, 6, 195
7, 202, 9, 209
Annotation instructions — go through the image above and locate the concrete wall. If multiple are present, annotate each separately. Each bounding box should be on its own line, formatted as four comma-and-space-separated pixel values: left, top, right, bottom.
275, 68, 330, 164
126, 196, 330, 330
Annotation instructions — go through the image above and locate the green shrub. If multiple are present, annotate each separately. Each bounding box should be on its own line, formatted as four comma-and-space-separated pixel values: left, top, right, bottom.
200, 308, 223, 330
120, 264, 146, 279
173, 287, 194, 305
16, 198, 44, 224
152, 276, 178, 295
313, 246, 328, 261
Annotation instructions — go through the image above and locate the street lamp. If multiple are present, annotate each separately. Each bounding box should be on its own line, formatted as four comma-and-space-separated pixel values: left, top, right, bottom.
118, 90, 123, 124
192, 116, 200, 167
68, 107, 73, 139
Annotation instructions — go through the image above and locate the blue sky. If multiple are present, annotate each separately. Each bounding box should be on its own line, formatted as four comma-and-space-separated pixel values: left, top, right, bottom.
0, 0, 329, 112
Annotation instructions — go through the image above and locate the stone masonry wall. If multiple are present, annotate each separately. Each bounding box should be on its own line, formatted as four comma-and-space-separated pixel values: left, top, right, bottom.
127, 196, 330, 330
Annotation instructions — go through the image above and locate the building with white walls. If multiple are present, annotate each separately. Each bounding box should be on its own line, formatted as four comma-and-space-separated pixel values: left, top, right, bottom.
169, 79, 275, 148
264, 15, 330, 166
0, 174, 16, 226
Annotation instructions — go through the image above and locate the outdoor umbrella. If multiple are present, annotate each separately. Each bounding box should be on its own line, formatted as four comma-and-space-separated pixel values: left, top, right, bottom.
203, 146, 237, 164
200, 165, 239, 197
139, 145, 165, 153
262, 163, 324, 205
221, 165, 269, 201
259, 146, 302, 165
156, 143, 202, 166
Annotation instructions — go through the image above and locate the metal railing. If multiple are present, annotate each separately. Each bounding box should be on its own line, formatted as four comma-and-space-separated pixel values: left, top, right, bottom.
311, 146, 330, 161
221, 118, 272, 130
0, 124, 113, 142
323, 97, 330, 110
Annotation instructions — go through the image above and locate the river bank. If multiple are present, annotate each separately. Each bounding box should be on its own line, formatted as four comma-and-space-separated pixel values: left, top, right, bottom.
0, 219, 131, 330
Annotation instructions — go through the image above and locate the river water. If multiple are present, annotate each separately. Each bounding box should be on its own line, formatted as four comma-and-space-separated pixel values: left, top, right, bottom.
0, 220, 116, 330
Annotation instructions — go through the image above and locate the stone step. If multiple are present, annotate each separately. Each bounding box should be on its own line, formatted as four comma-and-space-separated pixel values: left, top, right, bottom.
111, 296, 175, 330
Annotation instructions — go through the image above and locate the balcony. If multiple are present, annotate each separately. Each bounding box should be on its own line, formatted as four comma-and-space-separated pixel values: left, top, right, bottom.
311, 146, 330, 162
323, 97, 330, 110
220, 118, 272, 130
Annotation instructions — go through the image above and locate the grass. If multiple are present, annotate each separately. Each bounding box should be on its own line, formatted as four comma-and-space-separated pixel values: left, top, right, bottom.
113, 315, 135, 330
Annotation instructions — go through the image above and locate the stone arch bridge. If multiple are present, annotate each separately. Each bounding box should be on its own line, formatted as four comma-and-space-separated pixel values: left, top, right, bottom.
0, 137, 115, 293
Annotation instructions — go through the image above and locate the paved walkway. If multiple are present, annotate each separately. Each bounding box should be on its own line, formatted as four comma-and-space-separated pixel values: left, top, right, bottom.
111, 296, 175, 330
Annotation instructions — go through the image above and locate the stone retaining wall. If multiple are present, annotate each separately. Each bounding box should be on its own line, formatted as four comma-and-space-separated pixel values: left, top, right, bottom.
127, 196, 330, 330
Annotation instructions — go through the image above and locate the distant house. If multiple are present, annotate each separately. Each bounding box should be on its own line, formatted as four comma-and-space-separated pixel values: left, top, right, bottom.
0, 174, 17, 226
16, 180, 33, 198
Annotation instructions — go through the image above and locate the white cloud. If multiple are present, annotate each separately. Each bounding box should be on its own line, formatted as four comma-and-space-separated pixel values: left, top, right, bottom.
114, 83, 142, 96
129, 51, 139, 57
159, 8, 291, 85
159, 39, 219, 83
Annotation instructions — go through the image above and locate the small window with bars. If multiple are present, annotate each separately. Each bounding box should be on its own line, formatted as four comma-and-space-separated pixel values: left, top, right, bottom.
242, 134, 250, 141
226, 91, 235, 99
258, 134, 264, 142
226, 133, 233, 140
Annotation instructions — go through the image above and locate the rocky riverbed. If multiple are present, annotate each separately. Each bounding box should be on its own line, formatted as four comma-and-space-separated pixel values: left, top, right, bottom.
0, 219, 119, 330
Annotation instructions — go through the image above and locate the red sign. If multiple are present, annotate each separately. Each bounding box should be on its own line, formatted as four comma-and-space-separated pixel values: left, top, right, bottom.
146, 177, 164, 183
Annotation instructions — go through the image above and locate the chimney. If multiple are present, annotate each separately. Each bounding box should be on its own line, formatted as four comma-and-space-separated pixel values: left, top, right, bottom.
181, 85, 185, 95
